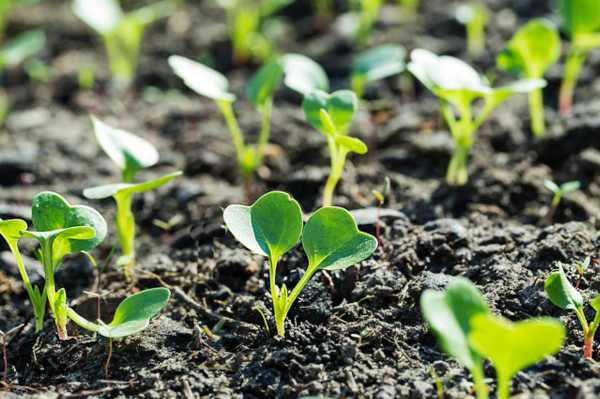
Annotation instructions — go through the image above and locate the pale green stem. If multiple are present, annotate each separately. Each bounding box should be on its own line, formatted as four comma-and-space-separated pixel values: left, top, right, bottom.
322, 136, 346, 207
115, 193, 136, 281
559, 49, 586, 116
67, 307, 100, 333
528, 88, 545, 137
496, 372, 511, 399
41, 240, 67, 339
471, 361, 489, 399
217, 100, 247, 174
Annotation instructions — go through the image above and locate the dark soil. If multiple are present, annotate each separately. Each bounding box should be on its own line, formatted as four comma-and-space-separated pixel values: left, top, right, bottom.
1, 0, 600, 398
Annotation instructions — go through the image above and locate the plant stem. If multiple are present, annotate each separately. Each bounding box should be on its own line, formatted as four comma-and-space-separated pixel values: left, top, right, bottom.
528, 88, 545, 137
218, 100, 248, 176
559, 49, 585, 116
66, 307, 100, 333
584, 335, 594, 359
115, 193, 136, 281
104, 338, 113, 378
446, 143, 470, 186
41, 241, 67, 340
322, 136, 347, 207
496, 372, 510, 399
471, 361, 489, 399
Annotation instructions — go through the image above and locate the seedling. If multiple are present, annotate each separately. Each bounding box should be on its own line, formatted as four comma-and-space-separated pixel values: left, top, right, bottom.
558, 0, 600, 115
371, 176, 391, 245
545, 264, 600, 359
469, 314, 565, 399
351, 0, 383, 47
455, 2, 488, 58
302, 90, 368, 206
224, 191, 377, 336
575, 256, 591, 289
217, 0, 292, 63
72, 0, 176, 84
281, 53, 330, 96
351, 44, 405, 100
497, 19, 561, 137
84, 116, 182, 280
543, 180, 580, 224
420, 277, 490, 399
408, 49, 545, 185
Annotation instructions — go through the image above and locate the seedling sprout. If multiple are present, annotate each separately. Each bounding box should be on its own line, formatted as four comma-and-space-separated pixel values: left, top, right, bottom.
84, 116, 182, 280
351, 0, 383, 47
497, 19, 560, 136
557, 0, 600, 115
408, 49, 545, 185
575, 256, 591, 289
72, 0, 176, 84
224, 191, 377, 336
543, 180, 580, 224
371, 176, 391, 245
302, 89, 368, 206
545, 263, 600, 359
455, 2, 488, 58
351, 44, 405, 100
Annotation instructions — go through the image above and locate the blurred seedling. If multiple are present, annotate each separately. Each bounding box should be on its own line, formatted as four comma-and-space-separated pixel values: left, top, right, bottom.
224, 191, 377, 336
84, 116, 182, 281
371, 176, 391, 245
408, 49, 544, 186
351, 0, 383, 47
455, 2, 488, 58
557, 0, 600, 115
543, 180, 580, 224
497, 19, 561, 137
72, 0, 177, 85
545, 263, 600, 359
575, 256, 594, 289
351, 44, 406, 101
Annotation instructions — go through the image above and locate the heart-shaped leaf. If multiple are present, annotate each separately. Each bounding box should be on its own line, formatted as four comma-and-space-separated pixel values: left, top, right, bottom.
420, 277, 489, 369
302, 207, 377, 270
0, 218, 27, 244
544, 265, 583, 311
91, 116, 159, 175
168, 55, 236, 102
223, 191, 303, 263
303, 90, 358, 134
30, 192, 107, 254
468, 314, 565, 381
281, 53, 329, 96
246, 59, 284, 107
97, 287, 170, 338
335, 135, 368, 154
83, 171, 182, 200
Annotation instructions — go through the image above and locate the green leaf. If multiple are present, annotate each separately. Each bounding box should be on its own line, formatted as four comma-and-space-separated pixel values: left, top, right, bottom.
544, 265, 583, 311
281, 53, 329, 96
468, 314, 565, 381
559, 0, 600, 40
168, 55, 236, 102
352, 44, 405, 85
560, 180, 581, 193
335, 135, 368, 154
420, 277, 489, 369
544, 180, 560, 193
0, 218, 27, 244
83, 171, 182, 200
29, 191, 107, 254
72, 0, 123, 34
302, 90, 358, 134
246, 59, 284, 107
591, 294, 600, 313
0, 30, 46, 69
223, 191, 303, 262
497, 19, 560, 78
97, 287, 170, 338
302, 207, 377, 270
91, 116, 159, 174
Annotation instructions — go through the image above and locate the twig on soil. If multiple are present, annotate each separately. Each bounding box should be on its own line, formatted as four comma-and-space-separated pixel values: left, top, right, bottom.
0, 324, 25, 388
104, 338, 113, 378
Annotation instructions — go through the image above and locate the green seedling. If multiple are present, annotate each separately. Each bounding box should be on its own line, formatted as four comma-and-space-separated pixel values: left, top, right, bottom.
371, 176, 391, 245
302, 90, 367, 206
469, 314, 565, 399
281, 53, 330, 96
84, 116, 181, 281
72, 0, 176, 84
351, 44, 405, 100
0, 0, 39, 41
455, 2, 488, 58
558, 0, 600, 115
543, 180, 580, 224
408, 49, 545, 186
351, 0, 383, 47
497, 19, 560, 137
421, 277, 490, 399
224, 191, 377, 336
169, 56, 283, 192
217, 0, 292, 63
575, 256, 591, 289
545, 264, 599, 359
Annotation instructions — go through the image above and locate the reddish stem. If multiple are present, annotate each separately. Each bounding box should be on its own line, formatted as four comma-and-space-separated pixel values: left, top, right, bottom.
584, 335, 593, 359
104, 338, 113, 378
559, 89, 573, 117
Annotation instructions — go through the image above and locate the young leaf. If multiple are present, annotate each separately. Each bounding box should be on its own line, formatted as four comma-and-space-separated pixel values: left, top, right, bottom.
469, 314, 565, 384
83, 171, 183, 200
420, 277, 489, 369
91, 116, 159, 174
561, 180, 581, 193
246, 59, 284, 107
302, 207, 377, 270
30, 192, 107, 253
560, 0, 600, 42
335, 135, 368, 154
281, 53, 329, 96
0, 30, 46, 69
497, 19, 560, 78
302, 90, 358, 134
544, 265, 583, 310
0, 219, 27, 243
72, 0, 123, 34
223, 191, 303, 261
352, 44, 405, 96
168, 55, 236, 102
544, 180, 560, 193
97, 287, 170, 338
